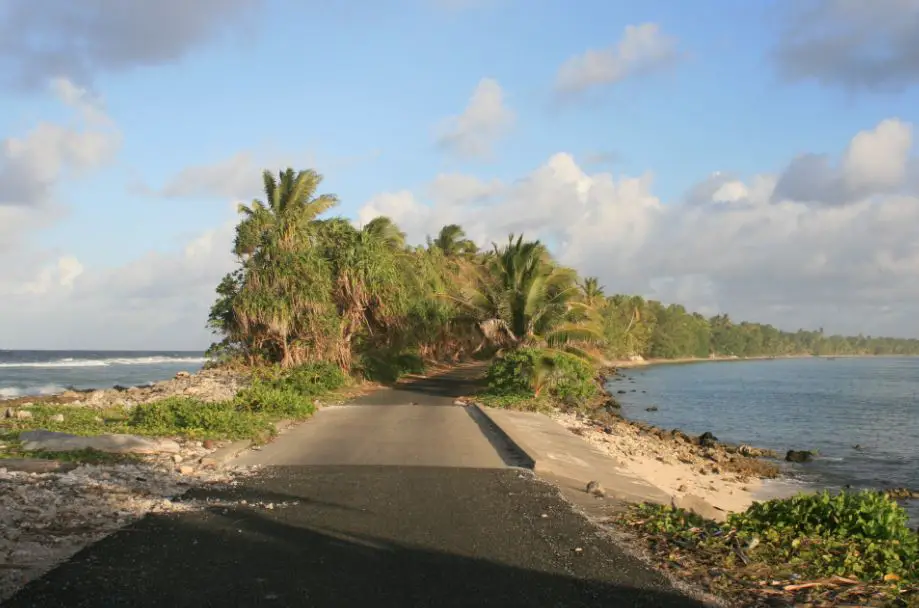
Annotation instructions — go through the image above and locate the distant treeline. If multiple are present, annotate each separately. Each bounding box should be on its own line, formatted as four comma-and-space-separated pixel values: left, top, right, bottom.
600, 297, 919, 359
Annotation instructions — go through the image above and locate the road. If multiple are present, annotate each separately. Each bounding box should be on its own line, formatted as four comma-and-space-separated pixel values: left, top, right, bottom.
5, 366, 704, 608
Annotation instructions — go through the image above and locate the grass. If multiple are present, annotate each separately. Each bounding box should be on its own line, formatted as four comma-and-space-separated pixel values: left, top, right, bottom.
1, 362, 354, 451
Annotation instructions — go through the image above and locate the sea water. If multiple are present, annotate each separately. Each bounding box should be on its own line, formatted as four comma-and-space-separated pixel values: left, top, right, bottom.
611, 357, 919, 521
0, 350, 207, 399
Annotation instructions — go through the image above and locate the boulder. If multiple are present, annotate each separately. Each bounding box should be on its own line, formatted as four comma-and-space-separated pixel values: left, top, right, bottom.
698, 431, 718, 448
19, 430, 181, 454
785, 449, 814, 463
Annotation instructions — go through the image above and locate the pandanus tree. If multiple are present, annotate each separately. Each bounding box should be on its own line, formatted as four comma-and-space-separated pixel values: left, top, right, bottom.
223, 168, 339, 367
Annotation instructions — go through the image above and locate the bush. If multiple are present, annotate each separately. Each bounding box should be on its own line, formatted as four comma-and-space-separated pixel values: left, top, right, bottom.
253, 362, 348, 395
485, 348, 598, 404
622, 490, 919, 597
129, 397, 274, 440
728, 490, 919, 580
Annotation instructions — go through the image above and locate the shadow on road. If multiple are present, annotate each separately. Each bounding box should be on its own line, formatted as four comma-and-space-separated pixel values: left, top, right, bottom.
6, 503, 706, 608
350, 364, 489, 406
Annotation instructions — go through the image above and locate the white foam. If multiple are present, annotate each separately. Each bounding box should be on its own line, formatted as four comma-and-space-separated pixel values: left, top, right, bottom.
0, 384, 66, 400
0, 356, 207, 369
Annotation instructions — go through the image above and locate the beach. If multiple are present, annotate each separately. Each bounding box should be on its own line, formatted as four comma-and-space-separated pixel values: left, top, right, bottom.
550, 409, 793, 520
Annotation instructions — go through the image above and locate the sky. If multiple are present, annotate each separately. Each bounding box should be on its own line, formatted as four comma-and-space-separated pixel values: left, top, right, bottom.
2, 0, 919, 350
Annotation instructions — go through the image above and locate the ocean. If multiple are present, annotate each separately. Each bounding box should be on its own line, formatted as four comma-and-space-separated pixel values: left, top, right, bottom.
0, 350, 207, 399
611, 356, 919, 521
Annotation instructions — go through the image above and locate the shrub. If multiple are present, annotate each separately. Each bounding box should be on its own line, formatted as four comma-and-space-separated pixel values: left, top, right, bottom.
254, 362, 348, 395
728, 490, 919, 580
234, 384, 315, 417
129, 397, 274, 440
485, 348, 598, 404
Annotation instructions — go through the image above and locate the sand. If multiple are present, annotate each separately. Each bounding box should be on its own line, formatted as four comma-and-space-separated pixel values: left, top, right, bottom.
551, 411, 783, 519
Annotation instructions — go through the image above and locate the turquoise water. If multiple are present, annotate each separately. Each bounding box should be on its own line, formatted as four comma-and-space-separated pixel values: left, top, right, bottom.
609, 357, 919, 520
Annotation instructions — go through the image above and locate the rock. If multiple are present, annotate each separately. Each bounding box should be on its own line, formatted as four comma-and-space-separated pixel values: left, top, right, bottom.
172, 454, 183, 463
677, 484, 688, 492
785, 449, 814, 463
16, 410, 33, 420
50, 414, 65, 423
3, 407, 13, 418
0, 458, 78, 473
885, 487, 919, 500
175, 371, 191, 379
452, 399, 466, 406
203, 439, 216, 450
19, 430, 181, 454
698, 431, 718, 448
86, 390, 107, 406
645, 406, 659, 412
616, 390, 627, 394
586, 480, 606, 497
178, 465, 195, 475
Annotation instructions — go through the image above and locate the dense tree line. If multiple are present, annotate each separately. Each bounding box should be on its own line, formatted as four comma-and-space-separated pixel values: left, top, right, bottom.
207, 168, 919, 375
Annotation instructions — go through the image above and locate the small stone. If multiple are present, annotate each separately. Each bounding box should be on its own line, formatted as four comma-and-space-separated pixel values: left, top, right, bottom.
50, 414, 65, 423
178, 465, 194, 475
172, 454, 183, 463
677, 484, 687, 492
452, 399, 466, 406
574, 547, 583, 553
540, 513, 548, 518
175, 371, 191, 379
203, 439, 215, 450
16, 410, 33, 420
586, 480, 606, 497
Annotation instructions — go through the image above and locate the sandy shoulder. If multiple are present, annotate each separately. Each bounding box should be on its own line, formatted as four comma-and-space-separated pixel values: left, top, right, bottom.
550, 411, 775, 518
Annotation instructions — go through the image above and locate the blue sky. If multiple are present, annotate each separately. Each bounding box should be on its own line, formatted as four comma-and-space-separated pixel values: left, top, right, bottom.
2, 0, 919, 349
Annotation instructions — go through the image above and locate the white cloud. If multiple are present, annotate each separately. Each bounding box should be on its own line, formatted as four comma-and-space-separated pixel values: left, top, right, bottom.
555, 23, 679, 95
435, 78, 515, 160
359, 119, 919, 338
773, 119, 913, 205
0, 78, 121, 207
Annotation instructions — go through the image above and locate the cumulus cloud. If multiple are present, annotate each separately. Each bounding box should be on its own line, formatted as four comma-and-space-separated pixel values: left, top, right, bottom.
0, 211, 239, 350
774, 0, 919, 92
435, 78, 515, 160
772, 119, 913, 204
0, 79, 121, 208
359, 119, 919, 338
0, 0, 260, 90
555, 23, 679, 95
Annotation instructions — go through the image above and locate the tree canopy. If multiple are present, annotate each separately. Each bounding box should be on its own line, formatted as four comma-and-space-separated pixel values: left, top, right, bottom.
208, 168, 919, 375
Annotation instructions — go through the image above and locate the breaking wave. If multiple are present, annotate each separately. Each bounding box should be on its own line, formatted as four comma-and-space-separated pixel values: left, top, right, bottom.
0, 356, 208, 369
0, 384, 67, 399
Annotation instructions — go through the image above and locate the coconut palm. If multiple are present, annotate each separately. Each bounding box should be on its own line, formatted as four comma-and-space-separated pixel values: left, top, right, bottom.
454, 234, 602, 356
429, 224, 478, 257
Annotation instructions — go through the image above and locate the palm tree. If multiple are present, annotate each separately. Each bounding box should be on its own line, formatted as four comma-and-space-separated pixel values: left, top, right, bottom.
230, 168, 339, 367
453, 234, 601, 355
578, 276, 605, 308
429, 224, 477, 257
234, 168, 338, 257
363, 216, 407, 250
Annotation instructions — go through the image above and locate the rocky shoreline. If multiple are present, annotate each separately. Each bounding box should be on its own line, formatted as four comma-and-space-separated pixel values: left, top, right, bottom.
0, 369, 257, 602
1, 368, 249, 410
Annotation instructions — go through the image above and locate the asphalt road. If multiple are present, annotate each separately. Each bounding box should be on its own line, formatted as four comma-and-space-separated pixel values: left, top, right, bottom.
5, 367, 704, 608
